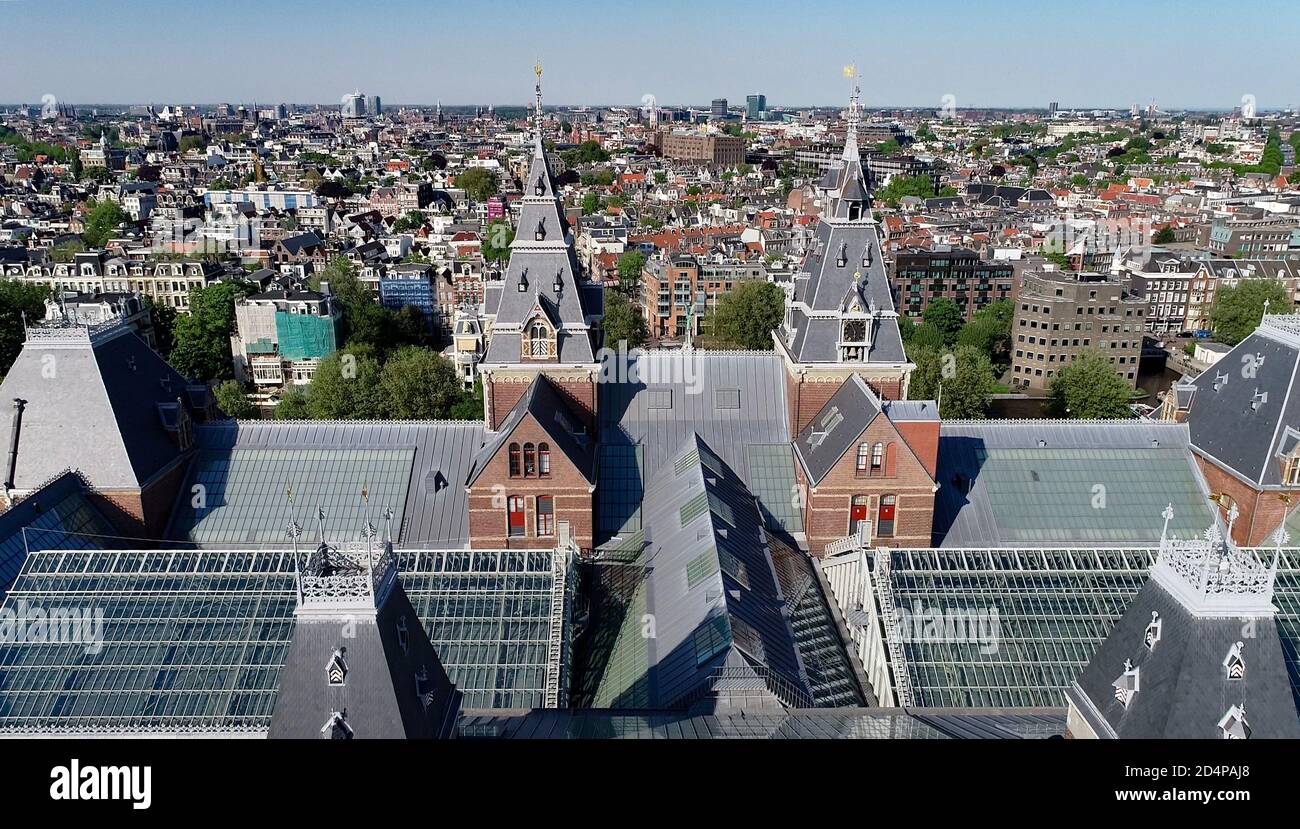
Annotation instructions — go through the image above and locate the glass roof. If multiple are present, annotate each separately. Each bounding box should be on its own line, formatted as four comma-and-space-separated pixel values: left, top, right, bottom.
596, 444, 643, 539
876, 547, 1300, 710
176, 448, 414, 547
0, 482, 122, 601
0, 547, 567, 735
746, 444, 804, 533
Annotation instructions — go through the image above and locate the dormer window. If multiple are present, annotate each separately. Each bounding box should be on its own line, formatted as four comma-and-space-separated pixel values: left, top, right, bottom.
1224, 641, 1246, 680
535, 219, 546, 241
415, 666, 435, 708
1112, 659, 1139, 708
327, 648, 348, 686
1143, 612, 1162, 651
1284, 451, 1300, 486
836, 242, 848, 268
1218, 704, 1251, 739
321, 710, 354, 740
863, 244, 873, 267
526, 320, 555, 359
534, 175, 545, 196
518, 269, 528, 292
553, 270, 563, 294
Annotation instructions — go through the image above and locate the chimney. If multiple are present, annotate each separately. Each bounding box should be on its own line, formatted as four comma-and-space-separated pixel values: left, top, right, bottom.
5, 398, 26, 497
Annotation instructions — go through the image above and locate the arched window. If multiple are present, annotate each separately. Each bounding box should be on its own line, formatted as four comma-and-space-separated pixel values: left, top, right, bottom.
870, 442, 884, 475
539, 443, 551, 476
523, 443, 536, 477
508, 443, 521, 477
507, 496, 525, 537
856, 442, 870, 474
529, 322, 551, 357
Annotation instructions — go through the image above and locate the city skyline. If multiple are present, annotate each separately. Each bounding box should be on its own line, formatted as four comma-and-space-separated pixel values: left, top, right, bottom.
4, 0, 1299, 110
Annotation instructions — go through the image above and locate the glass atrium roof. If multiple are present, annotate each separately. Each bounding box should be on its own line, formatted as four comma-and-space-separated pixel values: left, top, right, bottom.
871, 547, 1300, 711
0, 475, 122, 601
0, 547, 569, 735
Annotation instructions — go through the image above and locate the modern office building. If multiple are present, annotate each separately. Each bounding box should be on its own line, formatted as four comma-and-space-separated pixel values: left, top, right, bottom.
1010, 269, 1146, 391
710, 98, 728, 119
746, 94, 766, 120
892, 246, 1015, 321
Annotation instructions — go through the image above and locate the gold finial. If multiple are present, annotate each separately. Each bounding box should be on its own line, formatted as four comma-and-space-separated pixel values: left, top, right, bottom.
843, 64, 856, 79
534, 61, 543, 79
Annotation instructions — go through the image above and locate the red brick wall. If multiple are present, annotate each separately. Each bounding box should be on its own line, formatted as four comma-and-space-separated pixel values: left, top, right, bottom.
468, 413, 593, 551
893, 420, 940, 478
1196, 455, 1298, 547
804, 414, 936, 556
485, 371, 596, 431
788, 369, 907, 434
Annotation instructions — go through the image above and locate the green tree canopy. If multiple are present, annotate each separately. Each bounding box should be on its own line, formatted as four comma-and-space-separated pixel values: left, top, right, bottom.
482, 219, 514, 265
709, 281, 785, 350
1046, 350, 1135, 418
81, 199, 130, 248
1153, 226, 1177, 245
922, 297, 965, 347
302, 347, 385, 420
602, 291, 647, 349
875, 174, 936, 207
143, 297, 178, 358
213, 380, 257, 419
908, 322, 945, 353
377, 347, 465, 419
616, 250, 646, 290
1209, 279, 1289, 346
273, 386, 311, 419
456, 167, 500, 202
0, 281, 50, 378
392, 210, 426, 232
169, 281, 255, 382
907, 345, 996, 418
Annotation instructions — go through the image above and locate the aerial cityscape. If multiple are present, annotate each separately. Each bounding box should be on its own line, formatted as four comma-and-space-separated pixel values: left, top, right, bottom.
2, 3, 1300, 800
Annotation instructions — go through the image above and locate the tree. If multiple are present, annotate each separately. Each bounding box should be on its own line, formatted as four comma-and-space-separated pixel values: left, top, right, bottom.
169, 281, 255, 382
602, 291, 647, 348
1210, 279, 1289, 346
81, 199, 129, 248
303, 347, 384, 420
1153, 226, 1176, 244
876, 174, 937, 207
393, 211, 426, 232
922, 297, 964, 347
450, 377, 485, 420
710, 281, 785, 350
482, 219, 514, 265
378, 347, 465, 419
0, 281, 50, 378
274, 386, 311, 420
897, 313, 916, 343
907, 345, 996, 418
957, 316, 1009, 364
214, 380, 257, 419
143, 297, 178, 358
580, 191, 601, 215
560, 140, 610, 166
616, 250, 646, 292
456, 168, 499, 202
1046, 350, 1135, 419
392, 305, 433, 348
908, 322, 945, 353
1070, 173, 1091, 188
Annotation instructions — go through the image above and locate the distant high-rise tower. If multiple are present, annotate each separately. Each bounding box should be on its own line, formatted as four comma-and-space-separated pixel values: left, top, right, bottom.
746, 94, 766, 121
711, 98, 728, 119
1049, 101, 1059, 117
369, 95, 382, 116
342, 91, 366, 119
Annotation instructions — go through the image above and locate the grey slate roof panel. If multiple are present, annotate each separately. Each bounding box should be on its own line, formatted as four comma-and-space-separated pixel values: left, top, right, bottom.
1183, 327, 1300, 487
934, 421, 1216, 547
174, 420, 485, 547
793, 374, 881, 486
1070, 578, 1300, 738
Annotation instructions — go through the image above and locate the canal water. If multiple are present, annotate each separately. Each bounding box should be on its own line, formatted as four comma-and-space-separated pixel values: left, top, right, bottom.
987, 355, 1182, 419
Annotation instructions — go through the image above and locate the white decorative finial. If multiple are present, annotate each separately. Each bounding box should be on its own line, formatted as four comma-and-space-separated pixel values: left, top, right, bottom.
1227, 503, 1240, 539
1272, 524, 1291, 550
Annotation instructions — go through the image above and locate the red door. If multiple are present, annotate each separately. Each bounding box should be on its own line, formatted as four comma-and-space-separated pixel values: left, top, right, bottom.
850, 495, 868, 534
508, 496, 525, 537
878, 495, 897, 537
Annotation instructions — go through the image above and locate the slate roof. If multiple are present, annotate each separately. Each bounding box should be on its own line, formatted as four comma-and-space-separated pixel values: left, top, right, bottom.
590, 436, 810, 711
793, 374, 882, 486
268, 562, 461, 740
934, 421, 1217, 547
1182, 317, 1300, 488
1068, 575, 1300, 739
0, 325, 196, 491
459, 706, 1066, 739
172, 420, 485, 547
465, 374, 595, 486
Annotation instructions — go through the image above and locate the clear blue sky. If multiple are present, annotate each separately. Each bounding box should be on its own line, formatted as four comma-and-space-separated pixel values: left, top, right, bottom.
2, 0, 1296, 109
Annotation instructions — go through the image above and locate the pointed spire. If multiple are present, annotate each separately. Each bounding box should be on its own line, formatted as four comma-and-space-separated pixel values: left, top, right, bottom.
842, 64, 861, 163
533, 60, 545, 158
